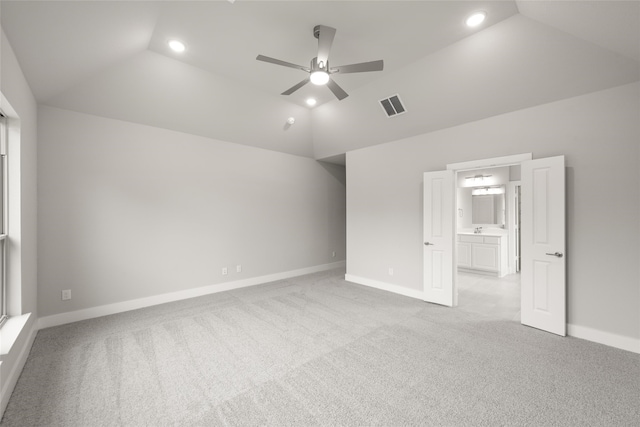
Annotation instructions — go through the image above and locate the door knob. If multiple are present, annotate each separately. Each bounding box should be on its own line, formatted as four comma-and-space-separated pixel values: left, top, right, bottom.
545, 252, 563, 258
424, 242, 435, 246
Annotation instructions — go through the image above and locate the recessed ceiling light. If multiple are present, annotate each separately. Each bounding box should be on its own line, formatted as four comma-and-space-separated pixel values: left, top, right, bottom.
306, 98, 317, 107
168, 40, 186, 53
466, 11, 486, 27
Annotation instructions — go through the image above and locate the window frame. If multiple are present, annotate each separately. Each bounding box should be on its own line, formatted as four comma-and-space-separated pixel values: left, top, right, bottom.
0, 112, 7, 328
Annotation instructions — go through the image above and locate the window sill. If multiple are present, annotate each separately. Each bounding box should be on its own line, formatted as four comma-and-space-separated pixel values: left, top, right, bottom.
0, 313, 32, 357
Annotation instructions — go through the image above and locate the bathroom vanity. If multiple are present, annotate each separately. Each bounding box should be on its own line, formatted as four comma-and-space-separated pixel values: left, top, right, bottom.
457, 231, 508, 277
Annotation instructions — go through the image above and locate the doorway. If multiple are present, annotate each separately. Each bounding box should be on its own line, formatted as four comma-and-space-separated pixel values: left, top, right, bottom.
456, 271, 521, 320
454, 165, 521, 321
423, 153, 567, 336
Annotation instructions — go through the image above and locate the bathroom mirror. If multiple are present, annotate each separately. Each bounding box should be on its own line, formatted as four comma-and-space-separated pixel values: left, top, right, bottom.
472, 187, 505, 225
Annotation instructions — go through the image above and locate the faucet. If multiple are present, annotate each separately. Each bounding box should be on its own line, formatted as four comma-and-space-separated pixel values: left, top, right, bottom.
474, 226, 483, 234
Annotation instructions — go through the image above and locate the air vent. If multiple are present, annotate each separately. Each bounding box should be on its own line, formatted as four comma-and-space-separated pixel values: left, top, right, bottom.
379, 94, 406, 118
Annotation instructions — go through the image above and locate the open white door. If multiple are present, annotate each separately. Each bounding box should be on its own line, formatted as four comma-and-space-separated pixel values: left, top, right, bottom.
423, 170, 454, 306
521, 156, 566, 336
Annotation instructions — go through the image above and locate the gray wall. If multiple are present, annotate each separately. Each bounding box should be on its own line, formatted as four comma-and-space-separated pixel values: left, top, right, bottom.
37, 106, 346, 317
346, 82, 640, 341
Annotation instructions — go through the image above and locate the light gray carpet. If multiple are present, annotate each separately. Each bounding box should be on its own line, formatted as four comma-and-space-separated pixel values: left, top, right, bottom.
2, 268, 639, 426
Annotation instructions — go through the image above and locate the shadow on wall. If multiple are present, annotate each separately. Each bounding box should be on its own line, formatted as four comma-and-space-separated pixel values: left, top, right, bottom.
318, 161, 346, 186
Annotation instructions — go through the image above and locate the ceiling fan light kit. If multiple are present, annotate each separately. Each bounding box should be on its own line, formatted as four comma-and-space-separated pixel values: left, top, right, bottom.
256, 24, 384, 101
310, 71, 330, 86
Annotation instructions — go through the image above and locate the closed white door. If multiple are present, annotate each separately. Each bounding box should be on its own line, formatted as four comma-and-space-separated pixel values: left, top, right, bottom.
521, 156, 566, 336
423, 170, 454, 306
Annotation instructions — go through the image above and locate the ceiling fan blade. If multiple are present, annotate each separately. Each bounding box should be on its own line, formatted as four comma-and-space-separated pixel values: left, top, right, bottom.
331, 60, 384, 74
281, 78, 310, 95
256, 55, 310, 72
316, 25, 336, 67
326, 78, 348, 100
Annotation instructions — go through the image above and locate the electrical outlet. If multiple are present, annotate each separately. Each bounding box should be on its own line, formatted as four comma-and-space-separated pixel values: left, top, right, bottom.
236, 265, 242, 273
332, 251, 336, 258
388, 268, 394, 276
222, 267, 228, 276
61, 289, 72, 301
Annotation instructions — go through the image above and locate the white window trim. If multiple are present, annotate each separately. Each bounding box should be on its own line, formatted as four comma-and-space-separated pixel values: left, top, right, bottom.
0, 113, 7, 328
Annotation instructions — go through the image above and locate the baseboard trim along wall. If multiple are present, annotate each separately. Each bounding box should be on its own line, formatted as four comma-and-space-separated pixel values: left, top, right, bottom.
568, 324, 640, 354
0, 313, 38, 419
38, 261, 346, 330
344, 274, 424, 300
344, 274, 639, 354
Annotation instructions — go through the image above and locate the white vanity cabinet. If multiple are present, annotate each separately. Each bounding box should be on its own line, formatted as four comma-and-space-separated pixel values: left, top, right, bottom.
457, 234, 508, 277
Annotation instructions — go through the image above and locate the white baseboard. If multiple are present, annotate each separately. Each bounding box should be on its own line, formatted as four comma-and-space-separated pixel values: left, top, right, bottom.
344, 274, 424, 300
568, 324, 640, 354
1, 313, 38, 419
344, 274, 639, 355
38, 261, 345, 330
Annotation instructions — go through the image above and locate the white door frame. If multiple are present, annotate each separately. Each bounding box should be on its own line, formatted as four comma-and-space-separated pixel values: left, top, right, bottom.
446, 154, 533, 174
426, 153, 567, 336
446, 154, 532, 306
507, 180, 522, 274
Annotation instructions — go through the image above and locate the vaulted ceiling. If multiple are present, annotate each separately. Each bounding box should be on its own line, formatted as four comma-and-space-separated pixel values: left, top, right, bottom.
2, 1, 638, 162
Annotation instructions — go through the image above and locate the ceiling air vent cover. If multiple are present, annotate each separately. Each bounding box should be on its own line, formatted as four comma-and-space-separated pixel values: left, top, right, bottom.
379, 94, 406, 118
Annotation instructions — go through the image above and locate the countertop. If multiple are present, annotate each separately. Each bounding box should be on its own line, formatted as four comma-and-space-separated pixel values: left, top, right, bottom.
457, 229, 507, 237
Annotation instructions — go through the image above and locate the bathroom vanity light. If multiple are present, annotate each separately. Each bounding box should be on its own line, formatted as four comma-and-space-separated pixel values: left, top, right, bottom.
465, 174, 492, 185
466, 174, 492, 180
472, 186, 504, 196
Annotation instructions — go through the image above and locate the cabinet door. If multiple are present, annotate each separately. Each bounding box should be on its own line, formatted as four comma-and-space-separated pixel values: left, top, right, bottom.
471, 244, 499, 271
457, 242, 472, 268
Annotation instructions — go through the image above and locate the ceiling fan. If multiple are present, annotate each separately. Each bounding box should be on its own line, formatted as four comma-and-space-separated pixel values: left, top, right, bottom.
256, 25, 384, 101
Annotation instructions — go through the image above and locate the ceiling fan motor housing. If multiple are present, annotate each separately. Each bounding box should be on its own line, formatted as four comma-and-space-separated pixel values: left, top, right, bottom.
311, 57, 328, 71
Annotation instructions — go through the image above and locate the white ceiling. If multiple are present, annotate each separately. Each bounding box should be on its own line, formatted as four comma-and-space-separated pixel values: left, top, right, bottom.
1, 1, 639, 161
516, 0, 640, 62
1, 1, 521, 106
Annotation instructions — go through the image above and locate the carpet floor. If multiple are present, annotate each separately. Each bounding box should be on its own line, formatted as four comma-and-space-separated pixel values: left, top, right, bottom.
2, 268, 639, 426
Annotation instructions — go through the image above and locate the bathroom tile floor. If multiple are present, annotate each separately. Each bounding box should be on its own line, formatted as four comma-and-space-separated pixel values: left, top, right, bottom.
456, 271, 521, 322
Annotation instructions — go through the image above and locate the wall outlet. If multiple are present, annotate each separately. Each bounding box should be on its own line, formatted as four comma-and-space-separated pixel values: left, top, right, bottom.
61, 289, 71, 301
388, 267, 394, 276
332, 251, 336, 258
236, 265, 242, 273
222, 267, 228, 276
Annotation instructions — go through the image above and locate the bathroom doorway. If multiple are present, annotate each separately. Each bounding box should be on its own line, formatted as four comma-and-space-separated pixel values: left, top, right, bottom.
456, 272, 521, 320
454, 165, 522, 321
423, 153, 566, 335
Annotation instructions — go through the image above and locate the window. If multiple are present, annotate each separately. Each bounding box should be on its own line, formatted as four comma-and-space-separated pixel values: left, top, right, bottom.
0, 112, 7, 328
